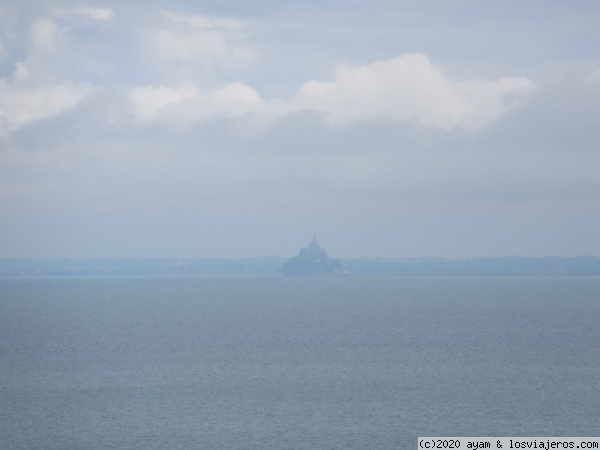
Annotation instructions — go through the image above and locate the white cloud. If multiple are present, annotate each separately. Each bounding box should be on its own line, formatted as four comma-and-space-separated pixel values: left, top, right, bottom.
127, 53, 533, 131
8, 8, 116, 86
293, 54, 533, 130
152, 28, 230, 63
160, 12, 241, 30
457, 77, 534, 129
145, 11, 254, 83
213, 82, 261, 103
13, 62, 29, 81
51, 6, 114, 22
29, 17, 66, 50
71, 7, 114, 21
0, 82, 94, 136
128, 81, 266, 123
129, 83, 199, 118
16, 17, 69, 83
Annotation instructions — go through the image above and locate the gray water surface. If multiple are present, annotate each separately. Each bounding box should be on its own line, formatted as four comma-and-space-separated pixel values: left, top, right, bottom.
1, 276, 599, 449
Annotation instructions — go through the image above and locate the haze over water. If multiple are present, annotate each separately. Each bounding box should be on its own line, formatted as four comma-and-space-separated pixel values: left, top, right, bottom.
1, 276, 599, 449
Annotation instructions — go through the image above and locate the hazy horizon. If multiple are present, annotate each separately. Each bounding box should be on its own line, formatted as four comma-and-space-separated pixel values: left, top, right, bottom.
2, 1, 599, 259
3, 250, 600, 261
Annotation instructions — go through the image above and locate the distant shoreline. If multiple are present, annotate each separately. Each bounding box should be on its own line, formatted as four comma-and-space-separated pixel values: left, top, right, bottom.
1, 256, 600, 278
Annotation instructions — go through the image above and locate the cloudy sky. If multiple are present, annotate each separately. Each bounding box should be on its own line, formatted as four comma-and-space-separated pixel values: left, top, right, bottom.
1, 0, 599, 259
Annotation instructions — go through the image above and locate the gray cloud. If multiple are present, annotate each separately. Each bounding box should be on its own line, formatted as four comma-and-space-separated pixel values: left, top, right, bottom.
1, 1, 599, 258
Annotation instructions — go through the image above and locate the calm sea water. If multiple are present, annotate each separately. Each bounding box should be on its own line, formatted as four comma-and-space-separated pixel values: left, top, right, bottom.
1, 276, 599, 449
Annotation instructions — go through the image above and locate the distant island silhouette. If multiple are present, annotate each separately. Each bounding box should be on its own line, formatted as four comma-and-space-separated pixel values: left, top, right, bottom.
281, 235, 345, 276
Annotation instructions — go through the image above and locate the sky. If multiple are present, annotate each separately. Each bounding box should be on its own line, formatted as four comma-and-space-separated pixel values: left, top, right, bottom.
1, 0, 600, 259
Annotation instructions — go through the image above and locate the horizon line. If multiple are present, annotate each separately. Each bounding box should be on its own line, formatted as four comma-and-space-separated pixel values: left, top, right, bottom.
1, 255, 600, 261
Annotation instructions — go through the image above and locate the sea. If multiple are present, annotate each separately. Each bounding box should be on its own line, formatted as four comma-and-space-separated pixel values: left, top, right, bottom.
1, 276, 599, 449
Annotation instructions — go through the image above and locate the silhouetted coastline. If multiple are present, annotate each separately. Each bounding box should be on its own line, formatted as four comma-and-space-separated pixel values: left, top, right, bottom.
2, 255, 600, 278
